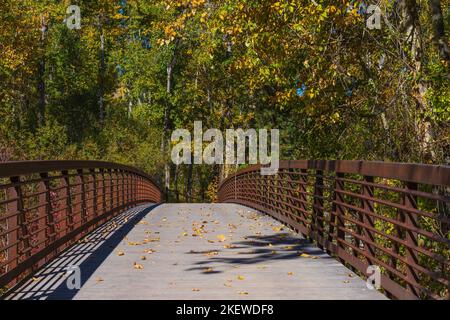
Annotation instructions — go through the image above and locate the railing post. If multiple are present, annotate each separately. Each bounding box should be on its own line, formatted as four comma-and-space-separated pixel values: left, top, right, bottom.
5, 177, 21, 286
98, 169, 106, 216
298, 169, 309, 236
108, 169, 114, 212
60, 170, 74, 236
89, 169, 98, 218
313, 170, 324, 249
403, 181, 421, 297
360, 176, 376, 265
38, 173, 54, 263
10, 177, 31, 267
120, 170, 125, 208
333, 172, 346, 260
130, 173, 135, 204
76, 169, 88, 225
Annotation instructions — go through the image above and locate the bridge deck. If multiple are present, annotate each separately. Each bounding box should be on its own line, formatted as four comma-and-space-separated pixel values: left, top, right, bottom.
5, 204, 386, 300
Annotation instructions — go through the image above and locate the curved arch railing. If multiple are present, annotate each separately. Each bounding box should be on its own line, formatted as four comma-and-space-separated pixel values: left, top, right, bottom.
0, 160, 162, 290
218, 160, 449, 300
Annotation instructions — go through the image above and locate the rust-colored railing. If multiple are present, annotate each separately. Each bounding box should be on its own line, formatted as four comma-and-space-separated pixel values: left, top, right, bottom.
218, 160, 449, 300
0, 161, 162, 289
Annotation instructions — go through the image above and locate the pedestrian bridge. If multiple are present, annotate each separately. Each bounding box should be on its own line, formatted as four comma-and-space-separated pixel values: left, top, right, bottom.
0, 160, 448, 300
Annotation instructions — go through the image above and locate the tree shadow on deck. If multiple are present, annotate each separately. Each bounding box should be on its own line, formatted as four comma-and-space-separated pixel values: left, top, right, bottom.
4, 204, 159, 300
185, 233, 332, 273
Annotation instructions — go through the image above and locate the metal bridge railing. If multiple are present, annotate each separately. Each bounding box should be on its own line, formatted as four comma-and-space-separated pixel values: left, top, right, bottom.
0, 161, 162, 290
218, 160, 449, 300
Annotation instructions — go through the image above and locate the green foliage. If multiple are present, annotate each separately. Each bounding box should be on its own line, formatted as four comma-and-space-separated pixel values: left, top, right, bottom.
0, 0, 448, 194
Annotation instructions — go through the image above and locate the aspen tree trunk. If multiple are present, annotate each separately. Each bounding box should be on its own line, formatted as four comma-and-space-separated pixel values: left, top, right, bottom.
37, 15, 48, 127
162, 47, 178, 194
399, 0, 435, 161
98, 15, 106, 124
429, 0, 450, 63
186, 163, 193, 202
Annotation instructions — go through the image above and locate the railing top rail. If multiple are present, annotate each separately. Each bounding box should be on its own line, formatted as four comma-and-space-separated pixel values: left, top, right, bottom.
219, 160, 450, 188
0, 160, 162, 191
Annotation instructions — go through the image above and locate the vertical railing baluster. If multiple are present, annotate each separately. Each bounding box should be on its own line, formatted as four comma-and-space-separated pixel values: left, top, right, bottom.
109, 169, 114, 212
61, 170, 74, 236
77, 169, 88, 225
298, 169, 308, 237
120, 170, 126, 210
334, 172, 346, 260
6, 177, 21, 286
38, 173, 54, 263
403, 181, 420, 297
313, 170, 324, 248
89, 169, 98, 218
360, 176, 376, 265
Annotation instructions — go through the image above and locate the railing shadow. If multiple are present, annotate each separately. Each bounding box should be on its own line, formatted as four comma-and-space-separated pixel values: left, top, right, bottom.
4, 203, 159, 300
185, 233, 331, 273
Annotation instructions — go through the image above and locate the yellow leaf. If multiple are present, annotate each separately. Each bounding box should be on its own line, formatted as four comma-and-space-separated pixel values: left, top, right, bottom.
217, 234, 226, 242
300, 253, 310, 258
134, 262, 144, 269
237, 275, 245, 280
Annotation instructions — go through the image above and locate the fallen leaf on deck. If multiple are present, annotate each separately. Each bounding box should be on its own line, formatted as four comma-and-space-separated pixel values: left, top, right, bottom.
133, 262, 144, 269
237, 275, 245, 280
95, 277, 104, 283
287, 272, 294, 276
128, 241, 142, 246
140, 255, 147, 261
216, 234, 226, 242
117, 250, 125, 256
192, 288, 200, 292
238, 291, 249, 295
205, 251, 219, 257
299, 253, 310, 258
143, 249, 156, 254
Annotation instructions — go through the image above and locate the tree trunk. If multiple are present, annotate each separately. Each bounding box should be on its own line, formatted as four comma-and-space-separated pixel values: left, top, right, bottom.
429, 0, 450, 63
37, 15, 48, 127
162, 45, 178, 193
399, 0, 435, 161
186, 163, 193, 202
98, 15, 105, 124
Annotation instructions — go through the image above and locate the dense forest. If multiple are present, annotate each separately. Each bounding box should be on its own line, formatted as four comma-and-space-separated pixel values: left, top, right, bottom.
0, 0, 448, 201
